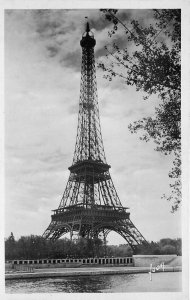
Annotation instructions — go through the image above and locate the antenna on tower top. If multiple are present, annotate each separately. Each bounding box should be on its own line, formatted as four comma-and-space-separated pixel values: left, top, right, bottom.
85, 16, 90, 32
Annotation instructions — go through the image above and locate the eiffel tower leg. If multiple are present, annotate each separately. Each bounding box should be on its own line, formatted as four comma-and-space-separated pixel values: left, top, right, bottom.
42, 220, 72, 241
93, 218, 148, 254
112, 219, 149, 253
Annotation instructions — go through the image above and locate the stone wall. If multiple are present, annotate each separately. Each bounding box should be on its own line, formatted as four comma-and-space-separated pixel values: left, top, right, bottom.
133, 255, 181, 267
6, 256, 134, 269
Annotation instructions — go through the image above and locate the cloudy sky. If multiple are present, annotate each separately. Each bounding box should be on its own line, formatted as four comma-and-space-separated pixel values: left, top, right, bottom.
4, 9, 181, 244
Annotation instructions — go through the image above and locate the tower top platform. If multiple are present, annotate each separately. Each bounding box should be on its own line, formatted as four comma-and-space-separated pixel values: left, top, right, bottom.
80, 22, 96, 48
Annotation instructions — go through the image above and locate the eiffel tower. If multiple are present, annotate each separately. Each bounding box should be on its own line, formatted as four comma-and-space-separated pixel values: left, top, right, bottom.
43, 22, 148, 253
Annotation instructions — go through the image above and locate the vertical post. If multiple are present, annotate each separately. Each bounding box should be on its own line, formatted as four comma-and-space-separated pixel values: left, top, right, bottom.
103, 230, 107, 257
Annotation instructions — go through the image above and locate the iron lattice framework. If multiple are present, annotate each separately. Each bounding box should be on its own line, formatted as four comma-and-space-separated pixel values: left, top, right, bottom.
43, 23, 148, 252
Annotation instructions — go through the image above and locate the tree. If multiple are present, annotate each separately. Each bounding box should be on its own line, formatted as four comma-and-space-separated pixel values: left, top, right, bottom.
159, 237, 182, 255
160, 245, 176, 254
5, 234, 181, 259
99, 9, 181, 212
5, 233, 16, 260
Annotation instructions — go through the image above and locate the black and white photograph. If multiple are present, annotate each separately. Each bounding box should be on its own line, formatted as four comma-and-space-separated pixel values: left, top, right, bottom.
1, 0, 189, 298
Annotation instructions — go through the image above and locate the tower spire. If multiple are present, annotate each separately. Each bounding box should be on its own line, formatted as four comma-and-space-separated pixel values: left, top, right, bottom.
86, 21, 90, 32
43, 22, 148, 254
84, 16, 90, 32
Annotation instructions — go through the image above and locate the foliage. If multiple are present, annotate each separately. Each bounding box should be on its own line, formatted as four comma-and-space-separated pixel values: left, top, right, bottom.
160, 244, 176, 254
5, 233, 181, 260
159, 238, 182, 255
135, 238, 182, 255
5, 232, 16, 260
5, 234, 105, 260
106, 244, 133, 257
99, 9, 181, 212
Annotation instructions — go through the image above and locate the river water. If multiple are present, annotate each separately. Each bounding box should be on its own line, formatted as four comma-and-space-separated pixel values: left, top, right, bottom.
6, 272, 181, 293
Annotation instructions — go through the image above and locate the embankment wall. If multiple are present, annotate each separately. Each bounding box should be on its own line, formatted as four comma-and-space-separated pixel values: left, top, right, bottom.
133, 255, 182, 267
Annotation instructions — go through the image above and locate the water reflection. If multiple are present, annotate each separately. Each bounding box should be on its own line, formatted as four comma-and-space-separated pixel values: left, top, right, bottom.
6, 272, 181, 293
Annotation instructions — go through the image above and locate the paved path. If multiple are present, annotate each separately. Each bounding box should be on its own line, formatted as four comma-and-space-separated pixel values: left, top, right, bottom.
5, 266, 182, 280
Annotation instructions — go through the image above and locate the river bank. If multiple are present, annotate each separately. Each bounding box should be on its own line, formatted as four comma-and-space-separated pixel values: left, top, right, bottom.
5, 265, 182, 280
